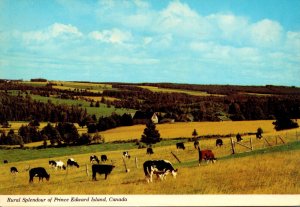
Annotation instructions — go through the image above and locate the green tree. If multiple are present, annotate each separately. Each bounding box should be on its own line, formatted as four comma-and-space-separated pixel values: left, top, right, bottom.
273, 115, 299, 131
141, 122, 161, 145
192, 129, 198, 140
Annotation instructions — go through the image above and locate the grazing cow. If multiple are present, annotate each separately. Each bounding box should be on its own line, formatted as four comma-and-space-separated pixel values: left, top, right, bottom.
92, 164, 115, 180
236, 133, 243, 142
123, 151, 131, 159
146, 147, 154, 155
49, 160, 57, 168
56, 161, 66, 170
216, 138, 223, 147
197, 146, 216, 165
49, 160, 66, 170
143, 160, 178, 183
101, 155, 108, 162
176, 142, 185, 150
67, 158, 79, 168
194, 140, 199, 149
10, 167, 18, 174
90, 155, 100, 164
29, 167, 50, 183
3, 160, 8, 164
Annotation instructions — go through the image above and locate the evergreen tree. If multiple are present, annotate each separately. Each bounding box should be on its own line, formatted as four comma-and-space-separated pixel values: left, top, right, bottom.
192, 129, 198, 139
141, 122, 161, 145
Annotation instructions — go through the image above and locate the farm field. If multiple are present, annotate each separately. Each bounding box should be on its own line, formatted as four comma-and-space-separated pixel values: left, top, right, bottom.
0, 140, 299, 194
139, 85, 224, 96
1, 120, 299, 195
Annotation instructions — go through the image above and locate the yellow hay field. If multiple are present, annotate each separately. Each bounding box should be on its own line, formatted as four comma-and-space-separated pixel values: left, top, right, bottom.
139, 86, 224, 97
100, 120, 300, 142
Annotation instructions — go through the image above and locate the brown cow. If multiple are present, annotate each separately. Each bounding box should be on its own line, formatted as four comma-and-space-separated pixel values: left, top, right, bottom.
197, 146, 216, 165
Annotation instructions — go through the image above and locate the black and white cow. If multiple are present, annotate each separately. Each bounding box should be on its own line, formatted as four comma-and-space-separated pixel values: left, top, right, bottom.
146, 147, 154, 155
216, 138, 223, 147
90, 155, 100, 164
176, 142, 185, 150
49, 160, 57, 168
29, 167, 50, 183
10, 167, 18, 174
143, 160, 178, 183
101, 155, 108, 162
123, 151, 131, 159
49, 160, 66, 170
67, 158, 79, 168
92, 164, 115, 180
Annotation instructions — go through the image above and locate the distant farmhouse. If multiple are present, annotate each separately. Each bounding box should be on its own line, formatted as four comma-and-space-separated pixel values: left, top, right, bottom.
132, 111, 159, 124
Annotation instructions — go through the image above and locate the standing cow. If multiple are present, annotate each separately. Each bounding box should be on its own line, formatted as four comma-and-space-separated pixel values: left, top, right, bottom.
101, 155, 108, 162
146, 147, 154, 155
29, 167, 50, 183
197, 146, 216, 165
216, 138, 223, 147
143, 160, 178, 183
236, 133, 243, 142
10, 167, 18, 174
92, 164, 115, 180
90, 155, 100, 164
67, 158, 79, 168
123, 151, 131, 159
176, 142, 185, 150
194, 140, 199, 149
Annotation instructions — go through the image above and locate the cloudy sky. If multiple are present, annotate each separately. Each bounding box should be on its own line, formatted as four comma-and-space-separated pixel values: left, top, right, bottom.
1, 0, 300, 86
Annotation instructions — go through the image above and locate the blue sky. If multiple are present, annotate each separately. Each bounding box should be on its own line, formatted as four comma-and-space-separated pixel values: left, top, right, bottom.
1, 0, 300, 86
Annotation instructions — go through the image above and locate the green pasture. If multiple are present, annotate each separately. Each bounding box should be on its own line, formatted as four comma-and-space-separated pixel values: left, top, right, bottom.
29, 94, 135, 117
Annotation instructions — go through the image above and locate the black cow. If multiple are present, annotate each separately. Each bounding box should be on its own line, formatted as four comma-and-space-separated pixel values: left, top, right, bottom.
90, 155, 100, 164
92, 164, 115, 180
256, 132, 262, 139
216, 138, 223, 147
101, 155, 108, 162
29, 167, 50, 183
67, 158, 79, 168
143, 160, 178, 183
194, 140, 199, 149
10, 167, 18, 174
236, 133, 243, 142
123, 151, 131, 159
176, 142, 185, 150
146, 147, 154, 155
3, 160, 8, 164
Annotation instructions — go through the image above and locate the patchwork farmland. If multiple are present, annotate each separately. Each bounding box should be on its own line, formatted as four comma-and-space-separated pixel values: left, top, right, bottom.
0, 80, 300, 195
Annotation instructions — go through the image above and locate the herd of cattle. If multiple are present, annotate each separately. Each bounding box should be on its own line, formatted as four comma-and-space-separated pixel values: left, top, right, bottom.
4, 139, 225, 184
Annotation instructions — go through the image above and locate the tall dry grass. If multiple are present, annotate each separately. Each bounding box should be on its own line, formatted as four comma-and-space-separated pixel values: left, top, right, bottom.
0, 139, 299, 194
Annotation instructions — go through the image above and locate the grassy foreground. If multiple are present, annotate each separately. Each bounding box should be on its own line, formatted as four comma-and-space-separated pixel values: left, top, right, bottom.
0, 140, 299, 194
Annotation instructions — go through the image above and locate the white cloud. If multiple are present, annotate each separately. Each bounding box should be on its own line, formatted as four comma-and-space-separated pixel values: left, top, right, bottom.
285, 31, 300, 53
249, 19, 283, 47
89, 29, 132, 44
154, 1, 211, 39
23, 23, 82, 42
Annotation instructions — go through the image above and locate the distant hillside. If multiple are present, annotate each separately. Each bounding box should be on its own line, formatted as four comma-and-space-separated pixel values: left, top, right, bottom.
0, 80, 299, 124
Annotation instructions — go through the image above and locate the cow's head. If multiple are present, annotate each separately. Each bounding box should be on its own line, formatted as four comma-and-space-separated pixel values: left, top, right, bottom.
46, 174, 50, 181
171, 169, 178, 178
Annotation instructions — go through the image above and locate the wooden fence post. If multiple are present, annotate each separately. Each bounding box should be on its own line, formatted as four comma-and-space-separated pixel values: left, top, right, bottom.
85, 164, 89, 177
230, 137, 235, 154
135, 157, 138, 169
250, 137, 253, 150
171, 151, 181, 163
122, 157, 129, 172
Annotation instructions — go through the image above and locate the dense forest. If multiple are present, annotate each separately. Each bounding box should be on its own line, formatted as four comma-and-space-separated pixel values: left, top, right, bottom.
1, 81, 300, 123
